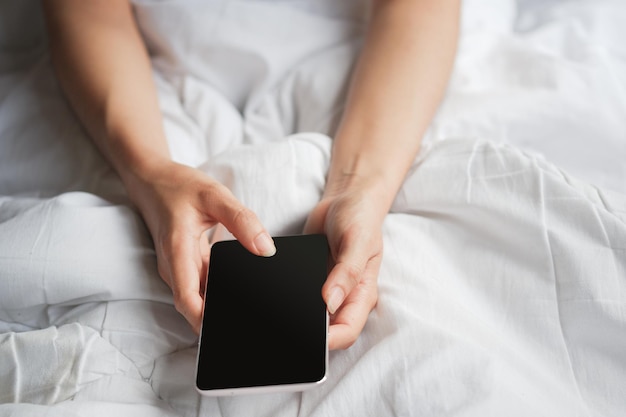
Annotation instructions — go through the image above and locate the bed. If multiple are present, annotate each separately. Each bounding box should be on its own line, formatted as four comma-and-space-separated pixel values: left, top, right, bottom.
1, 0, 625, 416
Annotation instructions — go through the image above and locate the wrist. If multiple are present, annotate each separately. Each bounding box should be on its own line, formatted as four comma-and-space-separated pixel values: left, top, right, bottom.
323, 167, 400, 220
117, 154, 177, 208
326, 124, 420, 206
324, 147, 413, 209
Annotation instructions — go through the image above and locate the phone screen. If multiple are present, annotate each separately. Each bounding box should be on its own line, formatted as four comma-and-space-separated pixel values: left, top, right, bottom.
196, 234, 329, 396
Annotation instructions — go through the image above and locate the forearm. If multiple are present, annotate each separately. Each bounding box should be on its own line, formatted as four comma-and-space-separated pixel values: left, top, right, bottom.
328, 0, 460, 210
43, 0, 170, 193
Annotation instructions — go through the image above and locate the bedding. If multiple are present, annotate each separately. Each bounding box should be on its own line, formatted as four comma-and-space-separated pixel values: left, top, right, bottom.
1, 0, 625, 416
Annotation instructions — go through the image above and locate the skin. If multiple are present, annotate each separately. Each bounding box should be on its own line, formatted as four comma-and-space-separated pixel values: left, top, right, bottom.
43, 0, 459, 350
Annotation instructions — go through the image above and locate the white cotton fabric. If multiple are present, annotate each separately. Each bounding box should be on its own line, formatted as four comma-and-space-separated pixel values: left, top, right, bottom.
1, 0, 626, 416
2, 138, 625, 416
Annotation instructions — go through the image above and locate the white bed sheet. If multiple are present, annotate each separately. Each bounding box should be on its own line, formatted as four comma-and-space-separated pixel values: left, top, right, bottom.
1, 1, 625, 416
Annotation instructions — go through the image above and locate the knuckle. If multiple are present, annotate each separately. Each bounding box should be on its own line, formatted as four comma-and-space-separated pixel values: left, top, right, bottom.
162, 230, 188, 257
172, 290, 191, 315
231, 206, 255, 228
342, 263, 363, 287
198, 181, 223, 202
157, 261, 169, 283
343, 339, 356, 350
339, 333, 358, 350
359, 292, 378, 315
365, 281, 379, 306
366, 292, 378, 311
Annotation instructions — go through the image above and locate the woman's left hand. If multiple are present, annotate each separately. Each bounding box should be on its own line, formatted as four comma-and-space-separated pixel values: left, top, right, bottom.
304, 183, 385, 350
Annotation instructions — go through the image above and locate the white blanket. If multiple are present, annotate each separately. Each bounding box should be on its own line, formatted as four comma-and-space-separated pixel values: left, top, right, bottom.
1, 1, 625, 416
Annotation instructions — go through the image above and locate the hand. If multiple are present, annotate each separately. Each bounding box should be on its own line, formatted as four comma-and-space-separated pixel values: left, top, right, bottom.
304, 182, 384, 350
128, 161, 275, 333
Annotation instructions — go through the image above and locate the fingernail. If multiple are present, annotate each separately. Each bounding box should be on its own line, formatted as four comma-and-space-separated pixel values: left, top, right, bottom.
254, 233, 276, 257
327, 287, 345, 315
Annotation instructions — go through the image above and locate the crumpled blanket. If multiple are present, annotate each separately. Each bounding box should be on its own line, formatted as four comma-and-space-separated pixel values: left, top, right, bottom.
1, 136, 625, 416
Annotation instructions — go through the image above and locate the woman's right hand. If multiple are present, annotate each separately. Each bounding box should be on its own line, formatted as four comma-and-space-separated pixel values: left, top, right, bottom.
42, 0, 276, 334
128, 161, 276, 333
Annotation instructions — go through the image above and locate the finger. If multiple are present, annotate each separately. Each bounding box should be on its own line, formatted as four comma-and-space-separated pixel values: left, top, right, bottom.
167, 232, 205, 334
303, 201, 328, 234
302, 214, 319, 235
204, 185, 276, 257
322, 235, 374, 315
199, 229, 212, 297
327, 261, 379, 350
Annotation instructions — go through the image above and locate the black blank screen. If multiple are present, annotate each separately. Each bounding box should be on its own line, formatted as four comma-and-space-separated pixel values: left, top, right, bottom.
196, 234, 329, 391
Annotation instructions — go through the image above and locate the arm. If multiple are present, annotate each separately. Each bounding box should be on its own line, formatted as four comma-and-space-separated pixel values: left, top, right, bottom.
305, 0, 460, 349
43, 0, 275, 333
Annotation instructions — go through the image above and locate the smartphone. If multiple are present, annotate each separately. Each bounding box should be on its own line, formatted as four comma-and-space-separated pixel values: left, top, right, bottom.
195, 234, 329, 396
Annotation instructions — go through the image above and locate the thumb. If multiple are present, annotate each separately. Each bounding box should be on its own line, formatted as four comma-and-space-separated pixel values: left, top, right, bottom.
322, 235, 371, 314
